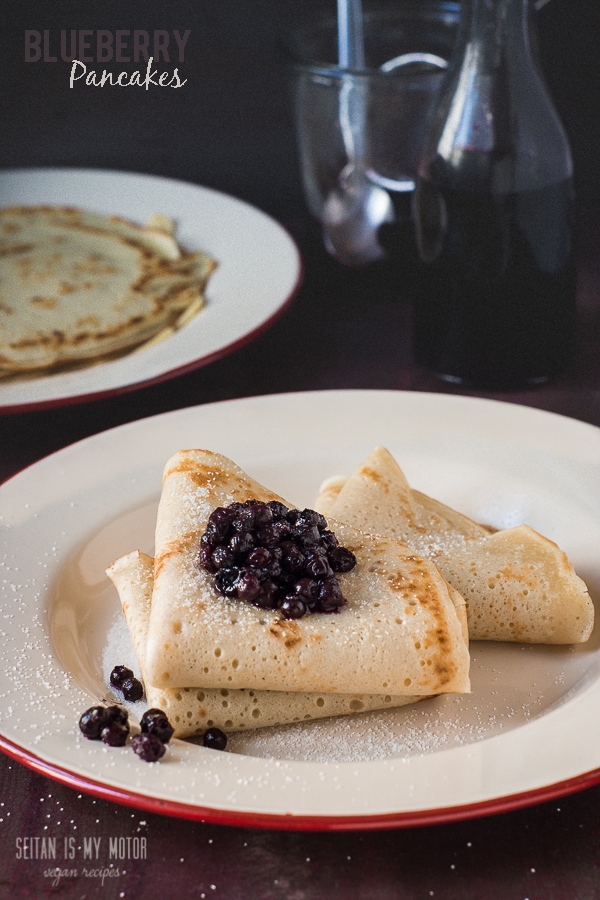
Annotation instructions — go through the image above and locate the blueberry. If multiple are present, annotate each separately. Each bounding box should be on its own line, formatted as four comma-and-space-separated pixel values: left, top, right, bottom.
329, 546, 357, 573
205, 524, 226, 548
201, 501, 355, 620
263, 559, 282, 579
208, 506, 234, 527
110, 665, 133, 689
105, 705, 128, 726
321, 530, 339, 552
256, 521, 288, 547
79, 706, 111, 740
278, 568, 296, 587
140, 708, 174, 744
317, 579, 346, 612
132, 732, 166, 762
304, 550, 333, 580
197, 545, 216, 573
278, 596, 308, 619
235, 571, 262, 602
215, 567, 241, 596
293, 577, 319, 605
291, 522, 321, 546
206, 507, 234, 543
121, 677, 144, 702
255, 579, 280, 609
101, 720, 129, 747
267, 501, 289, 519
79, 704, 129, 740
250, 502, 273, 526
231, 508, 255, 532
229, 532, 254, 555
246, 546, 271, 568
211, 545, 235, 569
300, 509, 328, 530
202, 727, 228, 751
281, 544, 305, 574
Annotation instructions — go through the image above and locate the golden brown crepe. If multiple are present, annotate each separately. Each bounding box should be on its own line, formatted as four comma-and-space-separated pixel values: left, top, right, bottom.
0, 205, 216, 374
316, 447, 594, 644
143, 449, 471, 696
107, 550, 427, 738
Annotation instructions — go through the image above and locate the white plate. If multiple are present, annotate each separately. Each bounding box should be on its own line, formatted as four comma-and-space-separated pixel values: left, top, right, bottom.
1, 390, 600, 830
0, 168, 301, 414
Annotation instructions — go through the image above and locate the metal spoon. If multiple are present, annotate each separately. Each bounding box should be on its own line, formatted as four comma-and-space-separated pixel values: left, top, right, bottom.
321, 0, 394, 266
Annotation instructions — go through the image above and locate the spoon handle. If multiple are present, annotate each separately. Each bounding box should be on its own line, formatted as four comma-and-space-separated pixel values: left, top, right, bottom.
337, 0, 365, 69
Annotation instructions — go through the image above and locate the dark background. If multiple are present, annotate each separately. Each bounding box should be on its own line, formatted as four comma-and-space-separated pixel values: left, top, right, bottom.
2, 0, 599, 231
2, 1, 600, 898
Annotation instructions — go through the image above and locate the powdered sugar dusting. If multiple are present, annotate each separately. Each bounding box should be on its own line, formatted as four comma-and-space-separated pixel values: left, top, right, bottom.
226, 642, 578, 762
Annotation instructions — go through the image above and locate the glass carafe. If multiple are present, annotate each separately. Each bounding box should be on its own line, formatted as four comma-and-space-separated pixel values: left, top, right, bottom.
412, 0, 575, 389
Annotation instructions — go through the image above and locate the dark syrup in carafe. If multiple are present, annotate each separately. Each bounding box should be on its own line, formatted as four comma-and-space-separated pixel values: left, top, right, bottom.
413, 177, 576, 389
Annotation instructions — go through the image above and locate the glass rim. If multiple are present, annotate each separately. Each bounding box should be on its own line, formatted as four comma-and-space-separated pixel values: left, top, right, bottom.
292, 60, 449, 82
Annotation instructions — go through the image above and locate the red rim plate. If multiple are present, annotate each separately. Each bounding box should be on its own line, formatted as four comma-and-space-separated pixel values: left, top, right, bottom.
2, 732, 599, 831
0, 169, 304, 415
0, 248, 303, 417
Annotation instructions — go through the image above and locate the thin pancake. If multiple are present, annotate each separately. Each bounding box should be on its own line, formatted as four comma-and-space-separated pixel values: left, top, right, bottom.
107, 550, 426, 738
144, 449, 470, 695
0, 205, 215, 373
319, 447, 593, 643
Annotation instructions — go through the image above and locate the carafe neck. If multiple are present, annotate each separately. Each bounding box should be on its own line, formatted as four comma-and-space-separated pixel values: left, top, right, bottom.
421, 0, 572, 192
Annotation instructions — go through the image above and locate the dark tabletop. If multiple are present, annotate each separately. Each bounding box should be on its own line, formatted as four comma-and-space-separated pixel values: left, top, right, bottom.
2, 1, 600, 898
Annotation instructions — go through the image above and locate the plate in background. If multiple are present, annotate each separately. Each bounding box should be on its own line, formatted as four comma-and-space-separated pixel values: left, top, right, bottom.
0, 168, 302, 414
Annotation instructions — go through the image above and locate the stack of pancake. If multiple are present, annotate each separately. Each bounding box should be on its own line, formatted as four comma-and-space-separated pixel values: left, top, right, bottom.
106, 447, 593, 740
0, 206, 215, 377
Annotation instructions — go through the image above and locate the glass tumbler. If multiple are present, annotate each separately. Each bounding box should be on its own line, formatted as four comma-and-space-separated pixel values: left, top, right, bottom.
291, 1, 460, 265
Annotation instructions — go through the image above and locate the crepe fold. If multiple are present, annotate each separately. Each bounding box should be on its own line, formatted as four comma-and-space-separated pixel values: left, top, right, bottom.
143, 449, 470, 696
316, 447, 594, 644
107, 551, 427, 738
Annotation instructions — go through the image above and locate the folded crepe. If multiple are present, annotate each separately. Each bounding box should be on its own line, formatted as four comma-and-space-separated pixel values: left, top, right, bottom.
107, 550, 428, 738
316, 447, 594, 644
143, 449, 470, 696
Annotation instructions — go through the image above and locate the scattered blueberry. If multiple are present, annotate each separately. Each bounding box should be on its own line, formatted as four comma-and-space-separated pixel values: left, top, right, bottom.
110, 665, 134, 689
121, 677, 144, 702
101, 720, 129, 747
79, 706, 111, 740
202, 727, 228, 751
140, 708, 174, 744
132, 732, 166, 762
78, 704, 171, 762
105, 705, 129, 726
79, 705, 128, 740
197, 500, 356, 618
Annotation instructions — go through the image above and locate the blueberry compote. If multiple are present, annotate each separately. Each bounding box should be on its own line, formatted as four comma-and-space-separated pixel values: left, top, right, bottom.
198, 500, 356, 619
